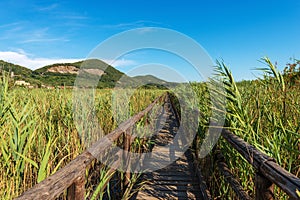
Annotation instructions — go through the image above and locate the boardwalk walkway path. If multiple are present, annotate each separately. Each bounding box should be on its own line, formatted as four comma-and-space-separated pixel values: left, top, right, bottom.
15, 93, 300, 200
133, 97, 204, 200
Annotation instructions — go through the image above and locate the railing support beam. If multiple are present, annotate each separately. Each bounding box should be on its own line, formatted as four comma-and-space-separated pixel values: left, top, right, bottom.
255, 172, 274, 200
123, 130, 131, 187
67, 171, 85, 200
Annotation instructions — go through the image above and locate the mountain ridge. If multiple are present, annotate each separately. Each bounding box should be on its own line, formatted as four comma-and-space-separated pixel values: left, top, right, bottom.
0, 59, 170, 88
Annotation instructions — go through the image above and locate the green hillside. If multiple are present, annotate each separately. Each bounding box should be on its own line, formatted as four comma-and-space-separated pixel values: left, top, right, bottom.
0, 60, 32, 77
132, 75, 166, 84
131, 75, 173, 89
0, 59, 172, 88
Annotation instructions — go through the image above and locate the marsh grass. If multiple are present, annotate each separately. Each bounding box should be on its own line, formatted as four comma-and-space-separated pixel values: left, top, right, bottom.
195, 57, 300, 198
0, 73, 164, 199
1, 56, 299, 199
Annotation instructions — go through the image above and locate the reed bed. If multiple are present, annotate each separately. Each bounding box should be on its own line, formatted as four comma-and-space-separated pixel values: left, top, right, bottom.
193, 57, 300, 199
0, 75, 163, 199
1, 57, 299, 199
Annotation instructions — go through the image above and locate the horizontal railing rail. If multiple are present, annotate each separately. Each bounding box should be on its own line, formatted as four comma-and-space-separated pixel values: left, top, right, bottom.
194, 120, 300, 199
220, 128, 300, 199
15, 93, 166, 200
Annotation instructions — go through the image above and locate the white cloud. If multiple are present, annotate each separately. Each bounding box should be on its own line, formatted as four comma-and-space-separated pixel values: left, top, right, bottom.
0, 51, 83, 70
0, 51, 136, 70
103, 59, 136, 68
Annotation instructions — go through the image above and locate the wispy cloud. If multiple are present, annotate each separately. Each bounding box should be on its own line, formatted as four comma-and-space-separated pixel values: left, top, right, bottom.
101, 20, 164, 30
0, 22, 25, 40
0, 22, 23, 29
15, 27, 69, 44
19, 37, 69, 44
136, 27, 157, 34
0, 51, 136, 70
36, 3, 59, 11
52, 12, 90, 28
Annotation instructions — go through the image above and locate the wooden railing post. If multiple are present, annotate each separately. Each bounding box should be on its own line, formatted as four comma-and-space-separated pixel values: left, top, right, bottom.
123, 130, 131, 187
67, 171, 85, 200
255, 172, 274, 200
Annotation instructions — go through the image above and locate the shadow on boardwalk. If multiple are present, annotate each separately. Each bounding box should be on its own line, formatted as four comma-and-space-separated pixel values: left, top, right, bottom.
131, 98, 204, 200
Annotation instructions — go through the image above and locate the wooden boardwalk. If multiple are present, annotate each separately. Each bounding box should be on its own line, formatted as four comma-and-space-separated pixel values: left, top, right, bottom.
15, 92, 300, 200
134, 152, 203, 199
133, 97, 204, 199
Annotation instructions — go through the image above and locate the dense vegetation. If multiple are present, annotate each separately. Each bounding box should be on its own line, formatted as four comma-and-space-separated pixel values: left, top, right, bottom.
192, 57, 300, 199
0, 76, 164, 199
0, 57, 299, 199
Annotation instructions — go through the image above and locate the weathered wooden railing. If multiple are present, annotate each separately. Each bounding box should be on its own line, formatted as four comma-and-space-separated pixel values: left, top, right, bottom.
192, 122, 300, 199
15, 91, 300, 199
219, 128, 300, 199
167, 94, 299, 199
15, 93, 166, 200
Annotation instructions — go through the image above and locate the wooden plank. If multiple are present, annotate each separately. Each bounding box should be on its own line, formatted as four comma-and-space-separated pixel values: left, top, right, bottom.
135, 196, 163, 200
136, 189, 202, 199
146, 180, 199, 186
150, 171, 193, 177
142, 183, 200, 191
143, 175, 198, 181
158, 165, 190, 170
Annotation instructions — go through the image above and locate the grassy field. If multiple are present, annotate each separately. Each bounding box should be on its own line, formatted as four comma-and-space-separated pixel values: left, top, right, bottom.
0, 76, 163, 199
192, 58, 300, 199
0, 57, 299, 199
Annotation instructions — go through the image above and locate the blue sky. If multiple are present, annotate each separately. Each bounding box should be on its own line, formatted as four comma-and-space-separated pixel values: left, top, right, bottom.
0, 0, 299, 81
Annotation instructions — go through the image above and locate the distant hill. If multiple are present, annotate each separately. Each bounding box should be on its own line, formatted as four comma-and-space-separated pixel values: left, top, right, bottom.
32, 59, 134, 88
0, 60, 41, 86
131, 75, 173, 89
132, 75, 167, 84
0, 60, 32, 77
0, 59, 172, 88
